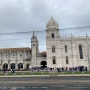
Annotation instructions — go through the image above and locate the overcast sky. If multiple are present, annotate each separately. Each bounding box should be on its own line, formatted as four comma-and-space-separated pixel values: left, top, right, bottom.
0, 0, 90, 52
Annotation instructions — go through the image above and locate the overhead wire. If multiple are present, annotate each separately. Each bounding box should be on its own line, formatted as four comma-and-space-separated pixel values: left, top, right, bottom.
0, 25, 89, 46
0, 25, 90, 35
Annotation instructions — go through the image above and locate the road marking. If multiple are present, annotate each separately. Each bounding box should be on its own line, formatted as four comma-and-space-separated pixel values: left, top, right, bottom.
31, 87, 48, 88
68, 87, 88, 88
41, 87, 48, 88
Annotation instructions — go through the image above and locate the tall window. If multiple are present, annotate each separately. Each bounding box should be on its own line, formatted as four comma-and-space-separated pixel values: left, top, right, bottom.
52, 33, 54, 38
12, 54, 15, 59
52, 56, 56, 64
33, 44, 35, 46
79, 45, 83, 59
52, 46, 55, 53
5, 55, 8, 59
20, 54, 23, 58
66, 56, 68, 64
65, 45, 67, 52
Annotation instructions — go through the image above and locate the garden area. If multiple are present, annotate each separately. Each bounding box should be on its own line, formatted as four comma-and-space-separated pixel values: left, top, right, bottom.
0, 71, 90, 76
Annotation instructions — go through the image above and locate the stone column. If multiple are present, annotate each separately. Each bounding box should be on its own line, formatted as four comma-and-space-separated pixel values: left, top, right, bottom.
1, 51, 3, 70
23, 62, 25, 70
9, 50, 12, 70
8, 61, 10, 70
15, 51, 18, 70
23, 50, 25, 70
1, 51, 4, 70
15, 63, 17, 70
86, 34, 90, 70
71, 34, 74, 67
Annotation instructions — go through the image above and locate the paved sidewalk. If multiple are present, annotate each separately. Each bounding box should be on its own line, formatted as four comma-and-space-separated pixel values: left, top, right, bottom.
0, 74, 90, 77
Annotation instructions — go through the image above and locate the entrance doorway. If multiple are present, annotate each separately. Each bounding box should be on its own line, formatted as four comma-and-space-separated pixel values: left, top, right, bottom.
3, 63, 8, 70
40, 61, 47, 68
18, 63, 23, 70
11, 63, 15, 70
26, 63, 30, 70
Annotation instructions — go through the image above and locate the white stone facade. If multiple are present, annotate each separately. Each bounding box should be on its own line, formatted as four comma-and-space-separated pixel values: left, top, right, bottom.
46, 18, 90, 70
0, 48, 31, 70
0, 18, 90, 70
0, 31, 47, 70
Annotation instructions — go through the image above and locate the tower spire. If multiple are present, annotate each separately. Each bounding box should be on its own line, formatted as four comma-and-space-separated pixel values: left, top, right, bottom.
32, 30, 35, 39
33, 30, 35, 37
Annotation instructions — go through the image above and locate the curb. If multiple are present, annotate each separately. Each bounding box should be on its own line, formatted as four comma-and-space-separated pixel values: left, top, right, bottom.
0, 74, 90, 77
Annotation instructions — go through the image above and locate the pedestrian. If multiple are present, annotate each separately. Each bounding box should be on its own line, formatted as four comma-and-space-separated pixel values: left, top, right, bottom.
12, 69, 15, 73
3, 69, 5, 74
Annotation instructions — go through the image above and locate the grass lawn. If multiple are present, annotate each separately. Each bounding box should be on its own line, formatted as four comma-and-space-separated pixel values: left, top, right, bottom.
0, 71, 89, 76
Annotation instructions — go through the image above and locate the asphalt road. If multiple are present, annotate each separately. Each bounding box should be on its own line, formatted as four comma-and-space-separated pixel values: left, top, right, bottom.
0, 76, 90, 90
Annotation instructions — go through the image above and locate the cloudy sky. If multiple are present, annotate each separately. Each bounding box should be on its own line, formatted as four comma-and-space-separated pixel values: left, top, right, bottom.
0, 0, 90, 51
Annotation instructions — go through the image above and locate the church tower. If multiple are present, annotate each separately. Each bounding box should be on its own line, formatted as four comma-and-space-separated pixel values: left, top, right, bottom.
31, 31, 39, 67
46, 17, 61, 68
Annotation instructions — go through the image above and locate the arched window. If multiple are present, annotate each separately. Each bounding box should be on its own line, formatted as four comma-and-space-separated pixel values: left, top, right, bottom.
65, 45, 67, 52
52, 56, 56, 64
66, 56, 68, 64
79, 45, 83, 59
51, 33, 54, 38
52, 46, 55, 53
18, 63, 23, 70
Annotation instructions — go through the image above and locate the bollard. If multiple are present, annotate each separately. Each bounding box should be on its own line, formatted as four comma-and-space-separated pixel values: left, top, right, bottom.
22, 72, 25, 75
82, 71, 84, 74
62, 72, 64, 74
5, 72, 8, 76
31, 72, 33, 75
72, 71, 75, 74
41, 72, 44, 75
14, 73, 16, 75
49, 71, 58, 76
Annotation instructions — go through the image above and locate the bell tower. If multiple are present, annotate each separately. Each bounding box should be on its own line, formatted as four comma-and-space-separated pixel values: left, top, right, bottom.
31, 31, 39, 67
46, 17, 60, 68
46, 17, 60, 39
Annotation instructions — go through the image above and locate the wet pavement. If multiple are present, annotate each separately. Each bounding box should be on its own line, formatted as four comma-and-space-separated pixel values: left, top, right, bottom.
0, 86, 90, 90
0, 76, 89, 90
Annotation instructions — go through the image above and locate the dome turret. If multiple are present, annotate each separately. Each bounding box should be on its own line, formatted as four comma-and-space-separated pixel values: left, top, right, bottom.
46, 17, 59, 29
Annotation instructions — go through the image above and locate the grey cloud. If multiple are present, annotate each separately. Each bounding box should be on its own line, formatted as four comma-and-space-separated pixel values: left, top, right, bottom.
0, 0, 90, 51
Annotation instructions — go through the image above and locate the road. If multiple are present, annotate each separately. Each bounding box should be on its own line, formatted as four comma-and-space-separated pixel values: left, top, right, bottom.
0, 76, 90, 90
